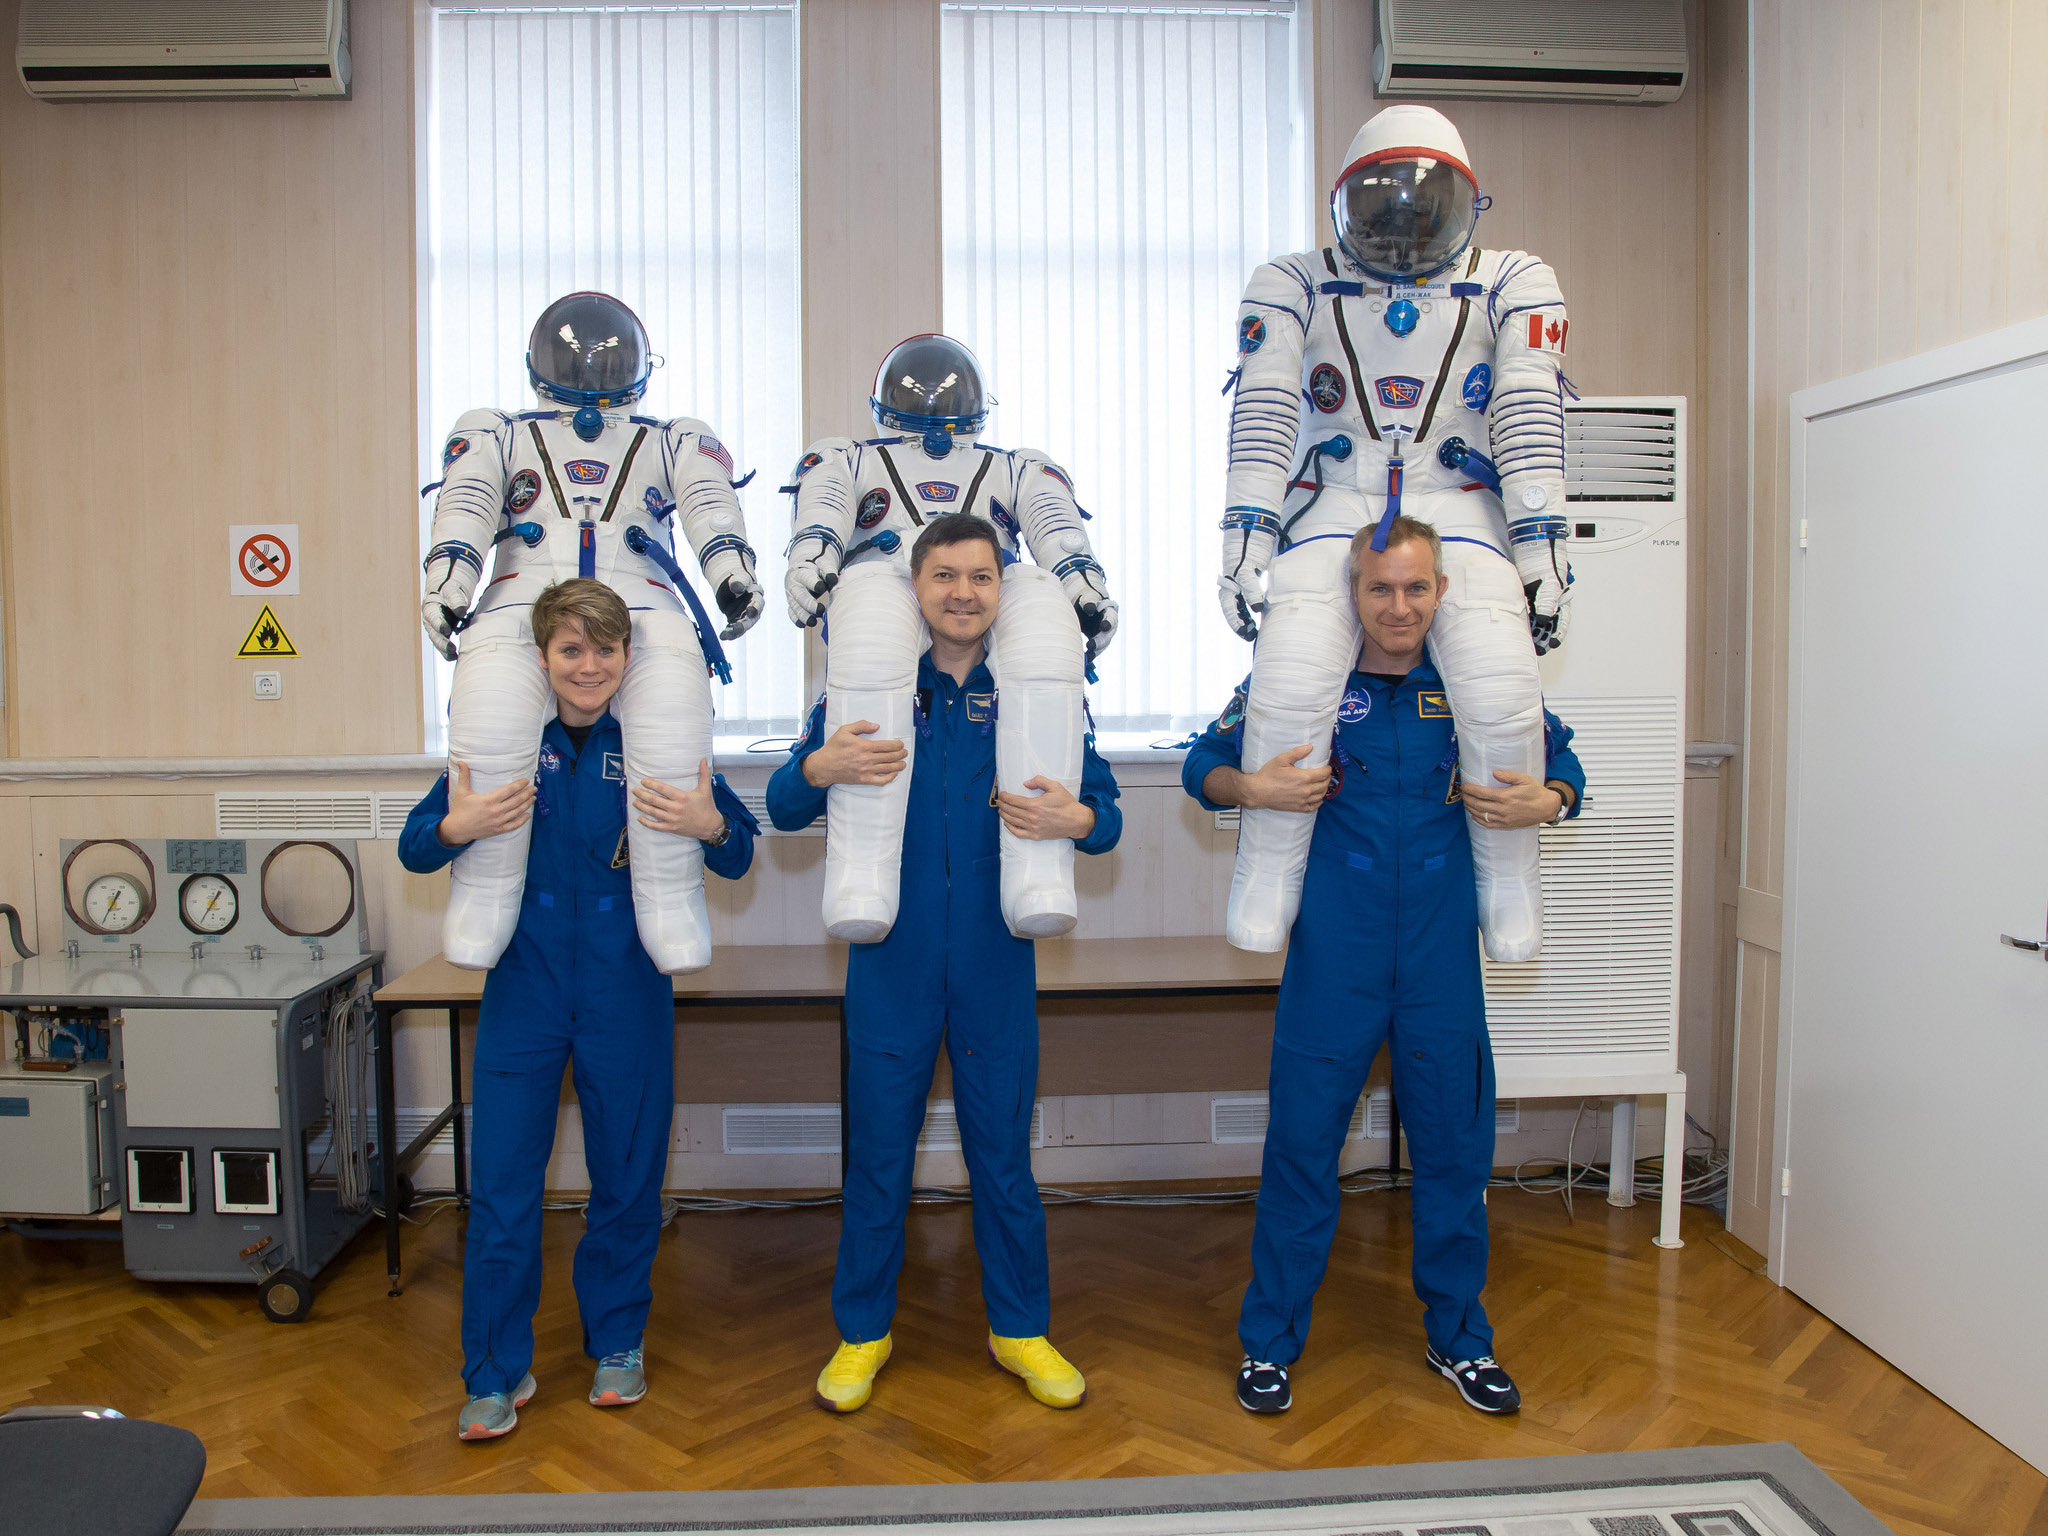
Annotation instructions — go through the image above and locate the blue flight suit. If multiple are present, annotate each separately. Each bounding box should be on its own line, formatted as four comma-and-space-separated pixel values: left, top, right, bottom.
399, 712, 758, 1396
767, 653, 1122, 1342
1182, 661, 1585, 1366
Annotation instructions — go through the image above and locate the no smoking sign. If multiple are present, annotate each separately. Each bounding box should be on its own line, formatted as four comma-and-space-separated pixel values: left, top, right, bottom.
229, 524, 301, 596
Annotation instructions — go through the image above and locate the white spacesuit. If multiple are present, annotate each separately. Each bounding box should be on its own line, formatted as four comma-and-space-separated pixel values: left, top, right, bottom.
784, 335, 1119, 943
421, 292, 765, 974
1219, 105, 1574, 961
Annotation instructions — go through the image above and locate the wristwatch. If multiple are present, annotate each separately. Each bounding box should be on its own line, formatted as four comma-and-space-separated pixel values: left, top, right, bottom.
1541, 779, 1575, 826
703, 815, 733, 848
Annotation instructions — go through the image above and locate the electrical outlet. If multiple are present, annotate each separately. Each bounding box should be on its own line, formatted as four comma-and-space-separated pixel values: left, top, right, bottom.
253, 671, 282, 701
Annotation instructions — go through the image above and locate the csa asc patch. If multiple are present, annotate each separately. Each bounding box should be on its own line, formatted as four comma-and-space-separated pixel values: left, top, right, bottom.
699, 437, 735, 475
856, 488, 890, 529
1336, 686, 1371, 723
603, 752, 626, 783
1309, 363, 1347, 413
1374, 375, 1425, 409
538, 744, 562, 773
442, 436, 470, 467
507, 468, 542, 512
1461, 363, 1492, 411
1417, 690, 1453, 719
794, 450, 824, 478
915, 481, 959, 502
565, 459, 609, 485
1239, 314, 1267, 353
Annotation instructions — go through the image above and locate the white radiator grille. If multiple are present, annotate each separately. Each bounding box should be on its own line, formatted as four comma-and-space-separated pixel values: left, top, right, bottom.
1566, 405, 1678, 501
1213, 1093, 1521, 1145
916, 1100, 1044, 1151
216, 793, 376, 838
1539, 695, 1680, 785
20, 0, 333, 47
722, 1105, 840, 1154
732, 783, 822, 838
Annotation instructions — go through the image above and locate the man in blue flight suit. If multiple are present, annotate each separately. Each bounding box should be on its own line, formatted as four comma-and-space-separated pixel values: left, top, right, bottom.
1183, 516, 1584, 1418
768, 513, 1122, 1414
399, 578, 758, 1442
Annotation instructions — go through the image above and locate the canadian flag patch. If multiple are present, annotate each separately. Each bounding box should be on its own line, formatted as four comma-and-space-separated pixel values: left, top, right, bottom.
1527, 313, 1569, 355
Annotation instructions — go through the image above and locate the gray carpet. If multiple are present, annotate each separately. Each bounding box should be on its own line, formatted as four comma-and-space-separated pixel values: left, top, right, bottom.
174, 1443, 1893, 1536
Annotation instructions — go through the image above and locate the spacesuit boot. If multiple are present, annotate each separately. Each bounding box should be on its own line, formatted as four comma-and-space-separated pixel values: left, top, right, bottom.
442, 616, 557, 970
615, 608, 717, 974
1226, 538, 1363, 952
822, 561, 928, 943
1426, 542, 1545, 962
987, 563, 1087, 939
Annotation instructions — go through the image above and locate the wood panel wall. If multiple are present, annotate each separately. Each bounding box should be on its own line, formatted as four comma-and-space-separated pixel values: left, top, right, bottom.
1731, 0, 2048, 1252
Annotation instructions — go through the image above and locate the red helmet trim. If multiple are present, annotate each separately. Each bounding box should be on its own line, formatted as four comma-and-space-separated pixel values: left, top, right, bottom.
1333, 146, 1477, 194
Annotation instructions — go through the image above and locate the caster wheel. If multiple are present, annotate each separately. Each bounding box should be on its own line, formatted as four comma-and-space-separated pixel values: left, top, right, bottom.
258, 1268, 314, 1323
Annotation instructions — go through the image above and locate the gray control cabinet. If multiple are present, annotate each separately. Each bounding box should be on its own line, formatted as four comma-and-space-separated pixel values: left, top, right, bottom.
0, 1060, 114, 1215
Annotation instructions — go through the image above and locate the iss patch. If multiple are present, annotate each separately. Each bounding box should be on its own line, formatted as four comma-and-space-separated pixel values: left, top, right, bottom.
1309, 363, 1347, 413
856, 488, 890, 528
1374, 375, 1424, 409
1336, 686, 1371, 723
442, 436, 470, 467
916, 481, 959, 502
1461, 363, 1492, 411
565, 459, 609, 485
1239, 314, 1267, 354
508, 468, 542, 512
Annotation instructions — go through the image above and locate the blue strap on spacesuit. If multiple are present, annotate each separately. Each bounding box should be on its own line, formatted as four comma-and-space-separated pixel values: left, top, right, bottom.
1278, 437, 1354, 549
1369, 435, 1408, 553
1435, 437, 1501, 495
843, 529, 902, 564
622, 524, 733, 684
492, 522, 546, 548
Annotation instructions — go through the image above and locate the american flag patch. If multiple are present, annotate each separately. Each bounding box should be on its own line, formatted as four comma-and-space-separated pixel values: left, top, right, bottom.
699, 437, 735, 475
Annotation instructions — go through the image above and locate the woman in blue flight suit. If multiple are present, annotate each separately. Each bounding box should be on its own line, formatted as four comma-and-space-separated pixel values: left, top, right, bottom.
767, 514, 1122, 1413
1184, 518, 1585, 1418
400, 579, 758, 1441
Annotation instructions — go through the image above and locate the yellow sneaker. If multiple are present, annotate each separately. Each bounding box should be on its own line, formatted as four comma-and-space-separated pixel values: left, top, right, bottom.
988, 1333, 1086, 1408
814, 1335, 892, 1413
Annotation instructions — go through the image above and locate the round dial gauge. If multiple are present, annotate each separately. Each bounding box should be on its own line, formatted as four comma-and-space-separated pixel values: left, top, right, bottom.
82, 873, 148, 934
179, 874, 240, 935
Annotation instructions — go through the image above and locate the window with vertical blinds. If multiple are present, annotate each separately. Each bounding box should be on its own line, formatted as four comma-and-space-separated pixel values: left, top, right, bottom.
941, 1, 1305, 736
424, 4, 802, 745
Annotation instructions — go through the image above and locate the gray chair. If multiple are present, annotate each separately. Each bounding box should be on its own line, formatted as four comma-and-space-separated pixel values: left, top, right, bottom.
0, 1406, 205, 1536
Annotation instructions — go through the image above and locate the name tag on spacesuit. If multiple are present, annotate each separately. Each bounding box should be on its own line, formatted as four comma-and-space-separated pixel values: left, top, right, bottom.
603, 753, 626, 781
1417, 691, 1452, 719
965, 693, 995, 724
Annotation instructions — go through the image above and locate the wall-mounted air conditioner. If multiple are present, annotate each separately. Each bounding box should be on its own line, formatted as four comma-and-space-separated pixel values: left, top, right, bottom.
18, 0, 350, 103
1375, 0, 1686, 105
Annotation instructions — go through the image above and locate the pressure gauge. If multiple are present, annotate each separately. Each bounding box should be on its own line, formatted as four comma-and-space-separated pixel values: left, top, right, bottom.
81, 873, 148, 934
179, 874, 240, 935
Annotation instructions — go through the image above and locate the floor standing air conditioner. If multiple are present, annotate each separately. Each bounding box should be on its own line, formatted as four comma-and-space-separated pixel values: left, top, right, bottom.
1485, 396, 1688, 1244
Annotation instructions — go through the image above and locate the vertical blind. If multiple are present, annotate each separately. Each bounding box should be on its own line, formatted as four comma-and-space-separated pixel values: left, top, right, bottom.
426, 4, 802, 742
941, 2, 1304, 735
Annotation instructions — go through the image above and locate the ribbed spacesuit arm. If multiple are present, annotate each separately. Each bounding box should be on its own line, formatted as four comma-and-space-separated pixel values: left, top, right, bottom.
425, 410, 512, 578
1009, 450, 1104, 585
663, 416, 752, 579
1222, 256, 1316, 521
1485, 252, 1570, 533
788, 438, 860, 563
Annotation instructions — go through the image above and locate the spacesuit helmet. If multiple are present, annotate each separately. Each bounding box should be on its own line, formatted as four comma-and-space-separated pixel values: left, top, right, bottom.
526, 292, 653, 409
870, 334, 990, 454
1330, 105, 1483, 283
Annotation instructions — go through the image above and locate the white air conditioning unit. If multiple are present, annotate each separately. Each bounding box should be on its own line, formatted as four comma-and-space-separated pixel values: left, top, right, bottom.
1483, 397, 1685, 1083
18, 0, 350, 102
1375, 0, 1686, 104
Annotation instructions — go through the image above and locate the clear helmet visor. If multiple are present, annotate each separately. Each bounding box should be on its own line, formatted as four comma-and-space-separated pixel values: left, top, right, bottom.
527, 292, 652, 404
871, 335, 989, 431
1331, 155, 1479, 282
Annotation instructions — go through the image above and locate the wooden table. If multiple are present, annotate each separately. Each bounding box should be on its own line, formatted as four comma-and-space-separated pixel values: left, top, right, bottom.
370, 938, 1288, 1294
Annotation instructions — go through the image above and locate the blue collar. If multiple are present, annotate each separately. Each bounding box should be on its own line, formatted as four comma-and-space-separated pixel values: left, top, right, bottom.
545, 709, 619, 753
1351, 658, 1442, 693
918, 650, 994, 696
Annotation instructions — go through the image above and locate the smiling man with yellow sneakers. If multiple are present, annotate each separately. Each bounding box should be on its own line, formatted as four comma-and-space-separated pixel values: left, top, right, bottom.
767, 514, 1122, 1413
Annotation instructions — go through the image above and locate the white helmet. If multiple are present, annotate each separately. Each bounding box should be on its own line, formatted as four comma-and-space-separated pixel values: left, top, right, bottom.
1330, 104, 1483, 282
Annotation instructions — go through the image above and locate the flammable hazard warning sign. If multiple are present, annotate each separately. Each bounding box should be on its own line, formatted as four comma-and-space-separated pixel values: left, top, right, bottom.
236, 605, 299, 658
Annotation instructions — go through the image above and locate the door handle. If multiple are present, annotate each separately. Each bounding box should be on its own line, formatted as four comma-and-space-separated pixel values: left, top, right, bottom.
1999, 933, 2046, 958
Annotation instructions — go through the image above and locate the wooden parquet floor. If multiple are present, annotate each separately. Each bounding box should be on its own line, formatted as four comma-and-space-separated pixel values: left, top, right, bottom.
3, 1190, 2043, 1534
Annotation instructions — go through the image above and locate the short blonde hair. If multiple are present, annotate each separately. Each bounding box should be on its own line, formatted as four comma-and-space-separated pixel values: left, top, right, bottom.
1347, 516, 1443, 582
530, 579, 632, 652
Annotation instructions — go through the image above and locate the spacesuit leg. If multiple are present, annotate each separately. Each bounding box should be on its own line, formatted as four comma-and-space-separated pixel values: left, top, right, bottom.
1426, 542, 1545, 962
822, 561, 928, 944
613, 607, 716, 975
443, 606, 555, 971
986, 563, 1087, 939
1227, 537, 1363, 953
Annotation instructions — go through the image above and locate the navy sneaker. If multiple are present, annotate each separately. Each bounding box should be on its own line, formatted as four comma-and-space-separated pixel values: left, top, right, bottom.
1236, 1357, 1291, 1414
1425, 1347, 1521, 1414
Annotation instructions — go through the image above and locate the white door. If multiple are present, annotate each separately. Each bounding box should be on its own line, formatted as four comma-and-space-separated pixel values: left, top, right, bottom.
1781, 319, 2048, 1473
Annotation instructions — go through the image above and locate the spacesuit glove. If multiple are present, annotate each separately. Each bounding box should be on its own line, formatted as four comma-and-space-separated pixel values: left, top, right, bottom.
697, 547, 764, 640
1216, 527, 1273, 642
783, 534, 842, 628
420, 554, 478, 661
1514, 538, 1575, 655
1060, 568, 1119, 657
